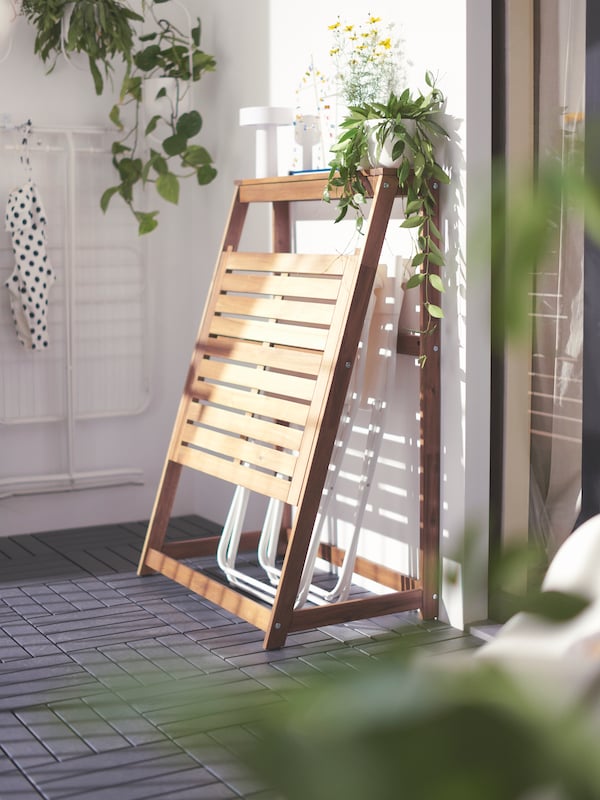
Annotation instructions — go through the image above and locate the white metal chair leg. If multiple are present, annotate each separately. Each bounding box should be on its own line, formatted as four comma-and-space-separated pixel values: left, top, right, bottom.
298, 268, 399, 607
323, 398, 387, 602
216, 266, 399, 611
217, 483, 250, 578
257, 496, 285, 584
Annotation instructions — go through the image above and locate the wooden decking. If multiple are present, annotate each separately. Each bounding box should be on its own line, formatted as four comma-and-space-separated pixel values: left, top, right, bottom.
0, 515, 480, 799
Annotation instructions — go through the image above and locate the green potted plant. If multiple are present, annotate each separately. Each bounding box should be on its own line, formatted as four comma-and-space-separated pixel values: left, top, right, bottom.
102, 9, 217, 234
20, 0, 217, 234
21, 0, 144, 94
324, 72, 450, 328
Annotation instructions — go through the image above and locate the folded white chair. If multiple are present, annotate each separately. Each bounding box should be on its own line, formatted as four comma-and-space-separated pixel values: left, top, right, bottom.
217, 264, 401, 609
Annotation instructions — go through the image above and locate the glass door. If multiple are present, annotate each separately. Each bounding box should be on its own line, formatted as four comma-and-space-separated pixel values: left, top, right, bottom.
492, 0, 586, 615
528, 0, 586, 559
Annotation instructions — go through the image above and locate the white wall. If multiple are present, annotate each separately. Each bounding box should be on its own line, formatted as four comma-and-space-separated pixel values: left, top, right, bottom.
0, 1, 492, 629
0, 1, 271, 536
268, 0, 491, 627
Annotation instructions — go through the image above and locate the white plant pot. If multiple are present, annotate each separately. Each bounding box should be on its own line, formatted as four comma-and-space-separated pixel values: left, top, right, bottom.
365, 118, 416, 168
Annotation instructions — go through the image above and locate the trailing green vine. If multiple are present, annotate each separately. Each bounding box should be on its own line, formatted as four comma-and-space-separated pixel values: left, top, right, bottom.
21, 0, 217, 235
324, 73, 449, 343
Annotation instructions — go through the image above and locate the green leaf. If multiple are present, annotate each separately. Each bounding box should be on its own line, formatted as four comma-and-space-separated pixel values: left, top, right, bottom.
414, 151, 426, 177
176, 111, 202, 139
428, 239, 444, 260
428, 273, 445, 293
400, 216, 424, 229
116, 158, 143, 183
191, 20, 201, 47
136, 211, 159, 235
182, 144, 211, 167
405, 199, 423, 215
196, 164, 217, 185
111, 142, 130, 155
398, 158, 411, 185
145, 115, 161, 136
430, 163, 450, 184
406, 273, 425, 289
100, 186, 119, 213
151, 154, 168, 175
162, 134, 187, 156
427, 251, 445, 267
425, 302, 444, 319
109, 105, 123, 130
121, 76, 142, 102
88, 57, 103, 95
428, 218, 442, 239
134, 44, 161, 72
156, 172, 180, 204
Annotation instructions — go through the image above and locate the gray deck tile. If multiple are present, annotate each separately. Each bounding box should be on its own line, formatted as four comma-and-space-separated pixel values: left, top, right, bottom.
0, 652, 75, 678
0, 767, 43, 798
34, 754, 214, 800
0, 679, 107, 712
0, 514, 480, 798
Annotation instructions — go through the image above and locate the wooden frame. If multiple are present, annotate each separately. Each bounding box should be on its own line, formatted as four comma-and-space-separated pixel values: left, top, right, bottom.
138, 170, 441, 649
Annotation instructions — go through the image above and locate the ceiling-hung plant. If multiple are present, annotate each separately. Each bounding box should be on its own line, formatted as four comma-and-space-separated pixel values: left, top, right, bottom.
21, 0, 143, 94
20, 0, 217, 235
103, 4, 217, 234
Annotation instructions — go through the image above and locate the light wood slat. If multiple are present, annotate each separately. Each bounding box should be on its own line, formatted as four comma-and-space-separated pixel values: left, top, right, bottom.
189, 384, 310, 427
161, 530, 260, 559
175, 445, 292, 501
286, 259, 360, 504
197, 359, 316, 402
237, 173, 341, 204
223, 250, 347, 275
201, 339, 322, 376
220, 273, 341, 300
287, 589, 424, 634
208, 316, 329, 351
184, 404, 304, 451
180, 425, 297, 475
215, 295, 335, 325
144, 548, 273, 632
317, 542, 421, 591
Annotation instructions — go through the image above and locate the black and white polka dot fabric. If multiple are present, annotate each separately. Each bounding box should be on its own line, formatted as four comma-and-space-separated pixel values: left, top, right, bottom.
4, 178, 55, 350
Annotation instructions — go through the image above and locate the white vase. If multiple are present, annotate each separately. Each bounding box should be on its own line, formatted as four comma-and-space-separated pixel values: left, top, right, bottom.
365, 118, 416, 168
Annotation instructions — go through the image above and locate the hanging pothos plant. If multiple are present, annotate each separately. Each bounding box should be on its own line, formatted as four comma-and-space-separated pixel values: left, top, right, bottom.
324, 73, 449, 334
21, 0, 217, 235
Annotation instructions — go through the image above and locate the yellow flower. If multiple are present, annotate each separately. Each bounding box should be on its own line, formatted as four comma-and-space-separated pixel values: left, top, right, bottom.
369, 15, 381, 23
344, 25, 354, 32
328, 21, 340, 30
329, 48, 339, 55
379, 38, 392, 49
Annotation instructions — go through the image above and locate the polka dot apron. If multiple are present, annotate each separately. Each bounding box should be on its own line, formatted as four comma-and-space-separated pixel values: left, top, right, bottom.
4, 178, 55, 350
